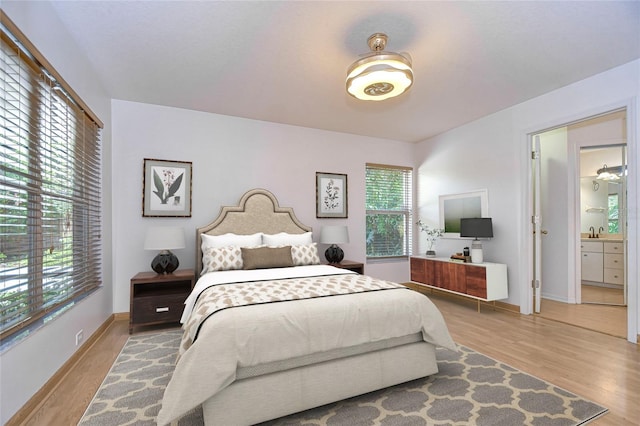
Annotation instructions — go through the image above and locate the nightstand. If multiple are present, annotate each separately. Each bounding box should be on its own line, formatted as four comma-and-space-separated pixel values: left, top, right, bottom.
327, 259, 364, 274
129, 269, 195, 334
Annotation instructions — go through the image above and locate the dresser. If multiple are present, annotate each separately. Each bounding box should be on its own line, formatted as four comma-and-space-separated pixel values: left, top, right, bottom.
409, 256, 508, 311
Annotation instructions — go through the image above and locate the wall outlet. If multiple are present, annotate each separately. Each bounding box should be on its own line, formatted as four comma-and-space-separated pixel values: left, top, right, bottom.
75, 330, 84, 346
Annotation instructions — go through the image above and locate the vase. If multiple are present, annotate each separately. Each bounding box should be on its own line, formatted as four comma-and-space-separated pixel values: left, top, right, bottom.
425, 250, 436, 257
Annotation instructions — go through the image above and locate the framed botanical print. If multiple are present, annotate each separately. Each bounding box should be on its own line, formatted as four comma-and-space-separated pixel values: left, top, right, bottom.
143, 158, 192, 217
316, 172, 348, 218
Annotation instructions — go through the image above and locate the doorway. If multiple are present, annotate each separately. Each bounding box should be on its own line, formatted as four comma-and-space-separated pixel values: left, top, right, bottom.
531, 109, 628, 338
579, 145, 626, 306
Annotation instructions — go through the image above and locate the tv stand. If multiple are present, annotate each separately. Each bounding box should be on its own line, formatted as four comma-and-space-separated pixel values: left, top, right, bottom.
409, 256, 508, 311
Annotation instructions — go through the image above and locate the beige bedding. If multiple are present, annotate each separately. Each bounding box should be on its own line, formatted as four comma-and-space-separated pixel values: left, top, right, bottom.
157, 265, 456, 426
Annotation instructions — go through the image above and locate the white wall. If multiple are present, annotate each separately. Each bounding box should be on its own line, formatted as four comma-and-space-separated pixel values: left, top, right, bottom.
414, 60, 639, 341
111, 100, 415, 313
1, 3, 113, 423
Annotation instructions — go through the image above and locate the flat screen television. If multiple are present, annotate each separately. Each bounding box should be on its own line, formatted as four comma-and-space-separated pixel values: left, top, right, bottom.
460, 218, 493, 239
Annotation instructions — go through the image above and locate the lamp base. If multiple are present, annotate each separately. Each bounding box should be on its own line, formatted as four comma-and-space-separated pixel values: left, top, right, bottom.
324, 244, 344, 264
471, 240, 483, 264
151, 250, 179, 274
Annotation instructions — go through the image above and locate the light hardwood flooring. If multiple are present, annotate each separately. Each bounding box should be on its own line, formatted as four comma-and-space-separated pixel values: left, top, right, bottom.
582, 284, 626, 305
12, 294, 640, 426
538, 296, 627, 338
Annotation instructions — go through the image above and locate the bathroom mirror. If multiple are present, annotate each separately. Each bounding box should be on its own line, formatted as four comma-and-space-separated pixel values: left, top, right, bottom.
579, 145, 626, 306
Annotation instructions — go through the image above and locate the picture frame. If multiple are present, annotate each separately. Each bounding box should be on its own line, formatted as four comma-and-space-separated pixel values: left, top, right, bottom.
143, 158, 192, 217
316, 172, 348, 218
439, 189, 488, 237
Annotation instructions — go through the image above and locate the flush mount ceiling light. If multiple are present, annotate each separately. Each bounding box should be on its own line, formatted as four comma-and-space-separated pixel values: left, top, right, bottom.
346, 33, 413, 101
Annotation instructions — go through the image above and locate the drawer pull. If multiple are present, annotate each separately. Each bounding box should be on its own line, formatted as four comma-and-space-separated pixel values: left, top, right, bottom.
156, 307, 170, 313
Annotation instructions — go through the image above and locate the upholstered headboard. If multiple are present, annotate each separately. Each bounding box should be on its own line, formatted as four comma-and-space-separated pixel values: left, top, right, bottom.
195, 188, 312, 278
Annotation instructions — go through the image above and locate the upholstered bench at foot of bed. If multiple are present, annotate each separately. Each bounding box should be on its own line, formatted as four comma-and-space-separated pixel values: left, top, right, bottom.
202, 341, 437, 425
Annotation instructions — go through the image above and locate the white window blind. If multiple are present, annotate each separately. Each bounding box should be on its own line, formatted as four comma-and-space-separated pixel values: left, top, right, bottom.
365, 163, 413, 258
0, 22, 102, 340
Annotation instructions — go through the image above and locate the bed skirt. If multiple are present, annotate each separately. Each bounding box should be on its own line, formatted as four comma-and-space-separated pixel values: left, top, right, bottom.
202, 341, 438, 425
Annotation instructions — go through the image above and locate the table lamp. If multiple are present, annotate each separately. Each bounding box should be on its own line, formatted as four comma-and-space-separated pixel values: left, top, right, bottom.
144, 226, 185, 274
319, 225, 350, 264
460, 218, 493, 264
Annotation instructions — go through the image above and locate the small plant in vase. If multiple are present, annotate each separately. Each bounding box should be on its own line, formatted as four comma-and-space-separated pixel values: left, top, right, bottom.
417, 220, 444, 257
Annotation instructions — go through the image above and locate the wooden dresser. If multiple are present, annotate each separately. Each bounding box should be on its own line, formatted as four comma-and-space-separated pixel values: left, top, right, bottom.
409, 256, 508, 311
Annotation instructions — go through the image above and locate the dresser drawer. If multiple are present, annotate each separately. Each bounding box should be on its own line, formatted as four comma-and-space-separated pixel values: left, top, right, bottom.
131, 293, 187, 324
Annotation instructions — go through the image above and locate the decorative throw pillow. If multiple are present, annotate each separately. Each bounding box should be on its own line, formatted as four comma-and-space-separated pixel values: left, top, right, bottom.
262, 232, 313, 246
202, 246, 243, 273
291, 243, 321, 266
241, 246, 294, 270
201, 232, 263, 250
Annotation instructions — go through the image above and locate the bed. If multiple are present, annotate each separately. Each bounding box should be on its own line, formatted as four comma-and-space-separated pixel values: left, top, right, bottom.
157, 188, 456, 426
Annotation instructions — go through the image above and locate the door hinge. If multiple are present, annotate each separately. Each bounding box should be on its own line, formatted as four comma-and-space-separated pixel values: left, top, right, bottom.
531, 151, 540, 160
532, 279, 540, 289
532, 215, 540, 224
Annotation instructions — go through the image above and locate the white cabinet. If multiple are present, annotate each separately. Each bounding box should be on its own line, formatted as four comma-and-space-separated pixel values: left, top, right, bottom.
581, 241, 603, 282
604, 242, 624, 285
581, 240, 625, 286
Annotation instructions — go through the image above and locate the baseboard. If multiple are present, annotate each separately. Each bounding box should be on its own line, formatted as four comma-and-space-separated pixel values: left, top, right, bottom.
6, 315, 116, 426
114, 311, 129, 321
403, 282, 519, 314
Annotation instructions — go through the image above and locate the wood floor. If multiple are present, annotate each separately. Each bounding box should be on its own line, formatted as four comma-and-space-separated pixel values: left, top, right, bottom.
12, 293, 640, 426
582, 284, 626, 305
538, 295, 627, 338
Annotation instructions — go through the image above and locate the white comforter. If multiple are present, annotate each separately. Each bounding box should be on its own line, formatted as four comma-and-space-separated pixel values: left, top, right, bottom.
157, 265, 456, 425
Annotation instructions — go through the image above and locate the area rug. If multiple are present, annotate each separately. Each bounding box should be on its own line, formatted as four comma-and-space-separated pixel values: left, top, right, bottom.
79, 330, 607, 426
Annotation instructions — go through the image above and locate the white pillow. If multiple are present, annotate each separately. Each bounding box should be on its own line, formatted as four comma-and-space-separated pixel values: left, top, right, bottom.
202, 246, 243, 274
263, 232, 313, 246
201, 232, 263, 250
291, 243, 321, 266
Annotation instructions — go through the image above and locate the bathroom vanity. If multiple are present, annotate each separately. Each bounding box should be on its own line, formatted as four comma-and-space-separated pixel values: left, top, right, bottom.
580, 238, 624, 287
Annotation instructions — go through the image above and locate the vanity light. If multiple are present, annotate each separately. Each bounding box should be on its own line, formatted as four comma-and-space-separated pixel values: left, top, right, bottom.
596, 164, 625, 181
346, 33, 413, 101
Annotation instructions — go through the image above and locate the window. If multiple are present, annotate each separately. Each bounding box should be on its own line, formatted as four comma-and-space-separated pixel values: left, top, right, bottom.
1, 21, 103, 341
365, 164, 413, 258
608, 193, 619, 233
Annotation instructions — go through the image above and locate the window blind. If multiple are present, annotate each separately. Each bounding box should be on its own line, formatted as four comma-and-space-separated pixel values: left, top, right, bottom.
365, 163, 413, 258
0, 21, 102, 340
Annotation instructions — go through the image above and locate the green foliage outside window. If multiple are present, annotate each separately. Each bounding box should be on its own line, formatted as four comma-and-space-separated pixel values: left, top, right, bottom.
365, 165, 412, 258
608, 194, 619, 233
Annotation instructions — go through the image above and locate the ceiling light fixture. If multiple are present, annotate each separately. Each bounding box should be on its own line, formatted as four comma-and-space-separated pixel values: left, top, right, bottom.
596, 164, 626, 181
346, 33, 413, 101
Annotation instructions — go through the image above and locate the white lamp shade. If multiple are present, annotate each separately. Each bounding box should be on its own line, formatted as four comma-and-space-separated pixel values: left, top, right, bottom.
144, 227, 185, 250
319, 225, 350, 244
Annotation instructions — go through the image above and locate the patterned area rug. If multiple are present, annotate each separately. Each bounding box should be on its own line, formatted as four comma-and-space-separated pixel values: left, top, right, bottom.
79, 330, 607, 426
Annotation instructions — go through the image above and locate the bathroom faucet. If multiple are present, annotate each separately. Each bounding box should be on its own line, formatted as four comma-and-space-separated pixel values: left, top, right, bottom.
598, 226, 604, 237
589, 226, 595, 238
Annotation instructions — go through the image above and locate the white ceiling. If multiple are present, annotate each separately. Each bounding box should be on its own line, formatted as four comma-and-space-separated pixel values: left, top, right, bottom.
46, 1, 640, 142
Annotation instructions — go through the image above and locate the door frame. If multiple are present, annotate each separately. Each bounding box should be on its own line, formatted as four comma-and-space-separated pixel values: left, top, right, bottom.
522, 98, 638, 343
